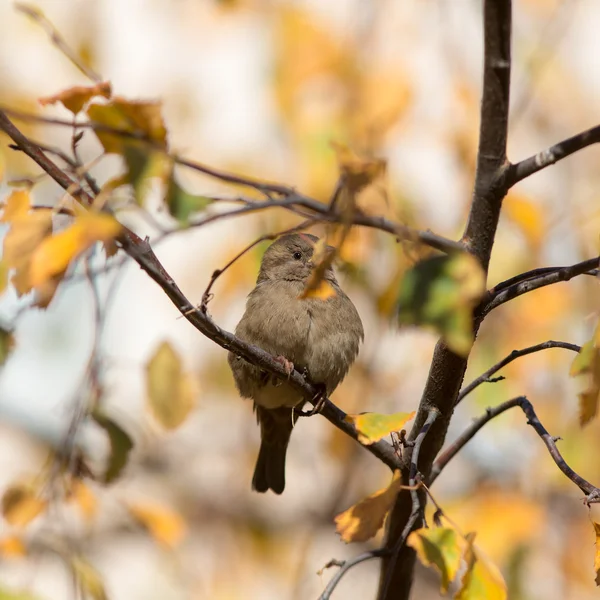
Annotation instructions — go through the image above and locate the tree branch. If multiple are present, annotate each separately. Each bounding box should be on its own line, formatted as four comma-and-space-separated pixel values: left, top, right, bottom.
508, 124, 600, 186
318, 550, 388, 600
0, 109, 402, 473
479, 256, 600, 316
429, 396, 600, 505
456, 340, 581, 404
0, 106, 463, 256
378, 3, 513, 597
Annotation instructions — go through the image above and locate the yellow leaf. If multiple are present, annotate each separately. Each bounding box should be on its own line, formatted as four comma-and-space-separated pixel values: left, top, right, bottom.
146, 341, 197, 429
0, 535, 26, 558
299, 278, 337, 300
408, 527, 464, 594
503, 192, 545, 250
456, 533, 507, 600
335, 471, 403, 543
2, 484, 47, 528
345, 411, 416, 445
593, 521, 600, 586
71, 557, 107, 600
3, 210, 53, 272
39, 82, 112, 115
69, 480, 97, 522
29, 213, 121, 288
87, 97, 167, 153
1, 190, 30, 222
127, 501, 186, 548
579, 390, 599, 427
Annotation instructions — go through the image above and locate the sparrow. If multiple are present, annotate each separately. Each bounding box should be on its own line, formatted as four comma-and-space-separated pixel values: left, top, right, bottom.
228, 233, 364, 494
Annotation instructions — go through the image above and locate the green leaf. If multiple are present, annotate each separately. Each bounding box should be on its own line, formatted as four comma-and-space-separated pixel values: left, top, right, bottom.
345, 411, 415, 444
397, 254, 485, 356
92, 412, 133, 483
165, 175, 211, 225
408, 527, 463, 594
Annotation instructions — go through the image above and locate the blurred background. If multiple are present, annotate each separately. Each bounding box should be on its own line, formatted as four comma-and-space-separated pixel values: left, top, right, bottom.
0, 0, 599, 598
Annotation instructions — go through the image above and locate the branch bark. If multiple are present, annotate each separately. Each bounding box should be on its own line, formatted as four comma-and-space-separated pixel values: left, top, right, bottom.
456, 340, 581, 404
508, 124, 600, 186
377, 2, 513, 597
0, 110, 403, 472
479, 256, 600, 316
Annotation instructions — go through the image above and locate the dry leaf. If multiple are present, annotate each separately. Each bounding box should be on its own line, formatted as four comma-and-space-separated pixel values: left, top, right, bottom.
335, 471, 403, 543
39, 82, 112, 115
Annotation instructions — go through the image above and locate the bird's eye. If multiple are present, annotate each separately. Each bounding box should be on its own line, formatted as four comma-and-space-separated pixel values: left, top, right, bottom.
293, 251, 302, 260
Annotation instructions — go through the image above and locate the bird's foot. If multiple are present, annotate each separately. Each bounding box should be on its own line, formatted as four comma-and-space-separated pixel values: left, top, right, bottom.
274, 355, 294, 379
303, 383, 328, 416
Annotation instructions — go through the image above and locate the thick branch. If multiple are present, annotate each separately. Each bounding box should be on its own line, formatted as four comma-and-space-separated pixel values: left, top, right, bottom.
508, 124, 600, 186
0, 110, 402, 472
480, 256, 600, 316
378, 3, 513, 598
457, 340, 581, 404
429, 397, 600, 504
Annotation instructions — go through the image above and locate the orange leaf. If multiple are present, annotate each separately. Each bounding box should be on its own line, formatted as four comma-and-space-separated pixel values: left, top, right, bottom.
69, 480, 97, 522
503, 192, 545, 250
593, 521, 600, 586
127, 501, 186, 548
299, 278, 337, 300
39, 82, 112, 115
0, 535, 26, 558
335, 471, 403, 543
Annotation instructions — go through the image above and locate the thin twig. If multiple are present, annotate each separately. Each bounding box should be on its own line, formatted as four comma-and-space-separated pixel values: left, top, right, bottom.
317, 549, 388, 600
380, 410, 438, 599
508, 124, 600, 186
488, 265, 598, 295
15, 2, 102, 83
1, 106, 463, 255
0, 109, 403, 472
479, 256, 600, 316
456, 340, 581, 404
200, 218, 319, 310
429, 396, 600, 505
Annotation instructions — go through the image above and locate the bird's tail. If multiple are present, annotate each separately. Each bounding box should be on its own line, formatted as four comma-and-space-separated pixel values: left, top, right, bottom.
252, 405, 298, 494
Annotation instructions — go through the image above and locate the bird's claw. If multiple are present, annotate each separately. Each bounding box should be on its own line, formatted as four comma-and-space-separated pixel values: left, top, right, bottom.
274, 355, 294, 379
